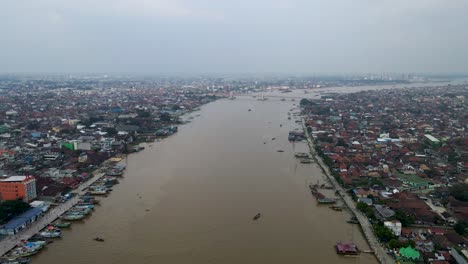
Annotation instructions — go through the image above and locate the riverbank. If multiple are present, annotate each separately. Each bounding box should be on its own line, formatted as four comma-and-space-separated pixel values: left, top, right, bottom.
0, 105, 212, 260
301, 119, 395, 264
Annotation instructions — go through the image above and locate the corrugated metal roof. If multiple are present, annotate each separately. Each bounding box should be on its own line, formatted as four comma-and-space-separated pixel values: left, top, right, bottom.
1, 207, 43, 230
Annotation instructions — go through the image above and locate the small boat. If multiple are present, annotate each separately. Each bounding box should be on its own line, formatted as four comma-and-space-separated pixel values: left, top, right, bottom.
271, 138, 276, 140
93, 237, 105, 242
61, 214, 86, 221
39, 230, 61, 238
300, 159, 313, 164
330, 206, 343, 211
253, 213, 261, 220
53, 222, 71, 228
347, 219, 359, 224
248, 109, 252, 112
295, 152, 309, 158
0, 258, 30, 264
318, 198, 336, 204
277, 150, 284, 152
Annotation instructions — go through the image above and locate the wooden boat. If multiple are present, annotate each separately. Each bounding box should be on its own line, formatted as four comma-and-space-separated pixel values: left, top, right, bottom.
330, 206, 343, 211
93, 237, 105, 242
318, 198, 336, 204
336, 242, 360, 255
61, 214, 86, 221
294, 152, 309, 158
300, 159, 312, 163
253, 213, 261, 220
39, 230, 61, 238
277, 150, 284, 152
53, 222, 71, 228
0, 257, 30, 264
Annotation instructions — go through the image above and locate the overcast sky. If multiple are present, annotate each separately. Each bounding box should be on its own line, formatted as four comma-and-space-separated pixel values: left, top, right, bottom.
1, 0, 468, 74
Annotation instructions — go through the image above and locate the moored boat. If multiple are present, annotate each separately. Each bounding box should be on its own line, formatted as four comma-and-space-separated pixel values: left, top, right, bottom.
9, 241, 46, 258
318, 198, 336, 204
336, 242, 360, 255
294, 152, 309, 158
39, 230, 61, 238
0, 257, 30, 264
53, 221, 71, 228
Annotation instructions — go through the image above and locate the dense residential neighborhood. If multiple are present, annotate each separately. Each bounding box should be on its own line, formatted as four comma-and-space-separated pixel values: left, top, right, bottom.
301, 84, 468, 263
0, 76, 226, 232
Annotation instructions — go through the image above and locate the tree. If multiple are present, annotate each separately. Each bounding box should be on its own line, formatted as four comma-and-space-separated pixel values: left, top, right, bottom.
374, 224, 397, 242
394, 210, 415, 227
300, 98, 313, 107
357, 202, 376, 219
137, 110, 151, 118
454, 221, 468, 236
159, 112, 171, 122
388, 239, 415, 249
336, 138, 348, 147
0, 200, 31, 224
450, 183, 468, 202
105, 127, 118, 136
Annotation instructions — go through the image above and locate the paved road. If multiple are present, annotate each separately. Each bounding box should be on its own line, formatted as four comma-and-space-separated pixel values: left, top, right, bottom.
302, 120, 395, 264
0, 172, 106, 257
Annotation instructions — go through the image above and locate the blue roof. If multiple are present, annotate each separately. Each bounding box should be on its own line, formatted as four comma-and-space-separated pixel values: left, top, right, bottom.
1, 207, 43, 230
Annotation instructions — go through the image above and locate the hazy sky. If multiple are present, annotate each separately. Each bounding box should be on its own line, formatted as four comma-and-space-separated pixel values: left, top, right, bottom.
1, 0, 468, 74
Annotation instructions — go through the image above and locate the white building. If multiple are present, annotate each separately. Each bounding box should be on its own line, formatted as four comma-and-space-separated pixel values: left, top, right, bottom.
384, 220, 402, 236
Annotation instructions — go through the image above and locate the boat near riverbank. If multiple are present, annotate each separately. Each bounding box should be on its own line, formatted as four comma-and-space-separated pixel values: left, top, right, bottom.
8, 241, 47, 258
336, 242, 360, 255
309, 184, 336, 204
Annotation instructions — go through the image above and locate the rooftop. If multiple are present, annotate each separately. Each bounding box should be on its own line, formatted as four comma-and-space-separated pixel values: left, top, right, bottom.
0, 176, 29, 182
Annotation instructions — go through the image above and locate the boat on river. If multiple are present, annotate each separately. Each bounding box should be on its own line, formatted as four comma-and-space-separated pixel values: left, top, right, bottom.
93, 237, 105, 242
39, 230, 61, 238
336, 242, 360, 255
253, 213, 261, 220
295, 152, 309, 158
300, 159, 313, 163
61, 214, 86, 221
0, 257, 30, 264
53, 221, 71, 228
9, 241, 46, 258
318, 198, 336, 204
330, 206, 344, 211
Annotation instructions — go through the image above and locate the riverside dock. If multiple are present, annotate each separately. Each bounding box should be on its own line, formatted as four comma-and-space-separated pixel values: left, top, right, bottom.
0, 169, 109, 257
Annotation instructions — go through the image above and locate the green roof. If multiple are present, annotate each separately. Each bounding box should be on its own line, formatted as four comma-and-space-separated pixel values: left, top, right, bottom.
399, 246, 420, 260
397, 174, 429, 184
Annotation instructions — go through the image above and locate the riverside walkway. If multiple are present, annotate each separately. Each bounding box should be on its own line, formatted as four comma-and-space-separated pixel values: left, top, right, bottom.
302, 120, 395, 264
0, 171, 106, 257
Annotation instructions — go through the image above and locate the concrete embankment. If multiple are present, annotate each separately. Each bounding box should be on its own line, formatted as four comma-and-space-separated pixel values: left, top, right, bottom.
302, 119, 395, 264
0, 170, 107, 257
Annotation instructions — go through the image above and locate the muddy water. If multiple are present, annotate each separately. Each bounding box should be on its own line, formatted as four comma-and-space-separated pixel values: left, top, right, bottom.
33, 98, 377, 264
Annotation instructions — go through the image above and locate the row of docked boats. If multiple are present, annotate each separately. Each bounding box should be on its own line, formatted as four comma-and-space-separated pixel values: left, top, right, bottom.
3, 164, 124, 263
308, 184, 336, 204
6, 240, 47, 260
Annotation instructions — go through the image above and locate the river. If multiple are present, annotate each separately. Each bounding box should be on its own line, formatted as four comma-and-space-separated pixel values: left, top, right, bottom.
32, 97, 378, 264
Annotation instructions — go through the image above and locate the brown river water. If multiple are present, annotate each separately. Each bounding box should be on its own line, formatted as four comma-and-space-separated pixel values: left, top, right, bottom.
32, 96, 379, 264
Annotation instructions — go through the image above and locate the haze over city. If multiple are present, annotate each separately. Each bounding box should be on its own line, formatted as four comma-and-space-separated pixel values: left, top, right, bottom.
2, 0, 468, 74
